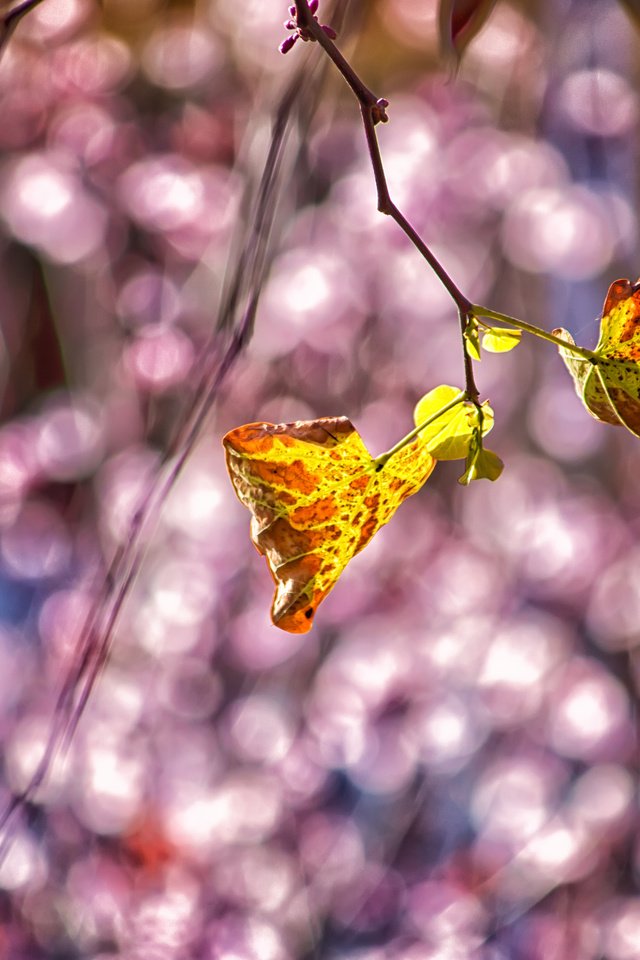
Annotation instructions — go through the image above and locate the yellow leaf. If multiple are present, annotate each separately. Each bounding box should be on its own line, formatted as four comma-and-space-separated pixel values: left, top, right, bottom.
414, 385, 494, 460
553, 329, 620, 427
223, 416, 435, 634
458, 444, 503, 484
464, 317, 481, 360
554, 279, 640, 437
482, 327, 522, 353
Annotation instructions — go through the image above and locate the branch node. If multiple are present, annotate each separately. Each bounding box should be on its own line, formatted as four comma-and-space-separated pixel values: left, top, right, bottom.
372, 98, 389, 124
282, 0, 337, 54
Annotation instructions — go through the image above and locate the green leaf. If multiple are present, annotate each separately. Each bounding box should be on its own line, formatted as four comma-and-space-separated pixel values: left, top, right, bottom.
482, 327, 522, 354
464, 317, 481, 361
553, 327, 619, 427
414, 385, 493, 460
458, 436, 503, 484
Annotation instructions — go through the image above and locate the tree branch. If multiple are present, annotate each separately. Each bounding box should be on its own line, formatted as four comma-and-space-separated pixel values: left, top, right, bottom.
0, 0, 47, 60
292, 0, 472, 317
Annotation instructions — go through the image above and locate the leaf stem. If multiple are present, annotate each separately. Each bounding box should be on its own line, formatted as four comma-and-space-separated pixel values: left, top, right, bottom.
373, 391, 467, 469
471, 304, 597, 360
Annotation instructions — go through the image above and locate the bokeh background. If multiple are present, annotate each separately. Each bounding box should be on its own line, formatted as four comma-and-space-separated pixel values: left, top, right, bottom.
0, 0, 639, 957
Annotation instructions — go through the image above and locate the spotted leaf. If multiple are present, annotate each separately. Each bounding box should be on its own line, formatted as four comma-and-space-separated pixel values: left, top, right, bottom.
554, 278, 640, 438
223, 417, 436, 634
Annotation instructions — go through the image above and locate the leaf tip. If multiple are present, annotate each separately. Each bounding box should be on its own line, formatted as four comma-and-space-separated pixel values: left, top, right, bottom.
273, 604, 316, 634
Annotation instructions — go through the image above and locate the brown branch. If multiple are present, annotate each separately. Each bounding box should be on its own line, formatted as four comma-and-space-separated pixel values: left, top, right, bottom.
291, 0, 478, 404
0, 0, 479, 853
0, 0, 47, 59
292, 0, 472, 318
459, 309, 480, 403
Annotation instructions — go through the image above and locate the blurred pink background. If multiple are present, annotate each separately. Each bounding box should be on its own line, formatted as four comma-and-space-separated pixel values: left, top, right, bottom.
0, 1, 638, 958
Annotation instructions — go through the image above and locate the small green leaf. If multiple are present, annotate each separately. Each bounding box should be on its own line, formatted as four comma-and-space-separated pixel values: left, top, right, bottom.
482, 327, 522, 354
464, 317, 481, 361
414, 385, 493, 461
458, 432, 503, 484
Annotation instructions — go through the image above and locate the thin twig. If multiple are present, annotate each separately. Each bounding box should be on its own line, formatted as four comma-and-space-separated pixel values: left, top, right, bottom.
293, 0, 472, 316
0, 0, 47, 60
293, 0, 378, 107
459, 309, 481, 402
0, 54, 318, 851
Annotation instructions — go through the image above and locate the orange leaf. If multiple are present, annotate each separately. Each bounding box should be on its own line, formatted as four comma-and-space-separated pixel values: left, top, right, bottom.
223, 417, 435, 633
597, 278, 640, 360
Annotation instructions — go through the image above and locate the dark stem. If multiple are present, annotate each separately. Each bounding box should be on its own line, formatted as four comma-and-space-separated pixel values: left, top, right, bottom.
294, 0, 472, 317
360, 104, 392, 212
0, 0, 47, 57
459, 309, 480, 402
4, 0, 46, 24
294, 0, 378, 107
